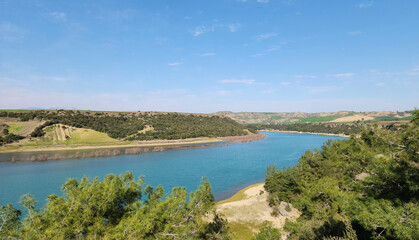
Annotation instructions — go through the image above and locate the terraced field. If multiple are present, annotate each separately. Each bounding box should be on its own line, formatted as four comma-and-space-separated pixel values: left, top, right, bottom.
39, 125, 119, 145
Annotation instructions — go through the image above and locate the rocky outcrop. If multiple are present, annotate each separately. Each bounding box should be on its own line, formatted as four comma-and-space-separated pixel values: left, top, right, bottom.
279, 201, 296, 217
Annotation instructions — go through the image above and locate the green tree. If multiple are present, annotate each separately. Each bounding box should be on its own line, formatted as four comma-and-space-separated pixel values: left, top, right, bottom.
0, 204, 21, 239
1, 172, 230, 239
251, 221, 282, 240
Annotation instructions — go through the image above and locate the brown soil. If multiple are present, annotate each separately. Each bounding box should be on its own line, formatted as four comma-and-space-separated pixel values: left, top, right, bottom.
221, 133, 266, 143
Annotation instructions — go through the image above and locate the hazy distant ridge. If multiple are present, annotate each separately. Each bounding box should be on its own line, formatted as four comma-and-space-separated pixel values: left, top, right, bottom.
214, 110, 413, 124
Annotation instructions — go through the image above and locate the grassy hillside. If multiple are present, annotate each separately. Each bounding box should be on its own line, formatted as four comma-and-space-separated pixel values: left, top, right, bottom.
0, 110, 249, 148
3, 121, 44, 136
34, 124, 118, 145
65, 128, 118, 144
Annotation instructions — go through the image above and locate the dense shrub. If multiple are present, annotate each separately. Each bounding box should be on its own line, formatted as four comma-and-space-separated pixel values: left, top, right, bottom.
264, 110, 419, 239
0, 172, 231, 239
0, 110, 248, 140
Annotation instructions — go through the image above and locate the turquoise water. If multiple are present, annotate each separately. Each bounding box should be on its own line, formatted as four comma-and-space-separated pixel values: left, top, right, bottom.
0, 132, 345, 209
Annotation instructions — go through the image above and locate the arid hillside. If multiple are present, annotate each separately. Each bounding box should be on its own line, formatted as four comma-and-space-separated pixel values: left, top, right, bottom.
214, 110, 413, 124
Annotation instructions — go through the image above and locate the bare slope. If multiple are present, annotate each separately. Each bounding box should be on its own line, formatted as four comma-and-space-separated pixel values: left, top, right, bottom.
217, 183, 299, 240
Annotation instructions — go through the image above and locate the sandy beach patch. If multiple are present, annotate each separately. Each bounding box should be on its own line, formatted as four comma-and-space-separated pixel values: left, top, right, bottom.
216, 183, 299, 239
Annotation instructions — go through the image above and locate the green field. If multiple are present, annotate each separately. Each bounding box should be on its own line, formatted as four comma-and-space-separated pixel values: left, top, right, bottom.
298, 115, 340, 123
366, 115, 413, 122
65, 128, 118, 144
26, 125, 119, 146
3, 121, 44, 136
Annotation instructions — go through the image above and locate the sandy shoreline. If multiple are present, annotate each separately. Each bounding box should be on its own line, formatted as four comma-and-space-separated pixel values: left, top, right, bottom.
216, 182, 299, 239
0, 133, 266, 161
261, 129, 349, 138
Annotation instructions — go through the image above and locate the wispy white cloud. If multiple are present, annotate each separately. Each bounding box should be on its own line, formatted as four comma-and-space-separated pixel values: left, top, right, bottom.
367, 66, 419, 78
357, 1, 374, 8
252, 45, 283, 57
265, 46, 281, 52
193, 26, 208, 36
408, 66, 419, 75
168, 62, 181, 66
115, 9, 136, 19
44, 77, 67, 82
280, 81, 291, 86
348, 31, 362, 36
216, 90, 233, 96
0, 82, 414, 113
221, 79, 255, 84
257, 0, 269, 3
261, 89, 274, 94
0, 22, 25, 41
256, 32, 277, 40
376, 82, 385, 87
309, 86, 340, 93
333, 73, 354, 77
228, 23, 241, 33
193, 23, 240, 37
201, 52, 216, 57
293, 75, 317, 79
49, 12, 67, 22
150, 89, 186, 96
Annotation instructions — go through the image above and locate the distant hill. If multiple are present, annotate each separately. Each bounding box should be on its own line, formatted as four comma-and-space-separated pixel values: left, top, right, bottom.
0, 110, 249, 148
214, 110, 413, 124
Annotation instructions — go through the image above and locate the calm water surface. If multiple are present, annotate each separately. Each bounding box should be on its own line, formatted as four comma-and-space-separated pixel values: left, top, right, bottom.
0, 132, 345, 209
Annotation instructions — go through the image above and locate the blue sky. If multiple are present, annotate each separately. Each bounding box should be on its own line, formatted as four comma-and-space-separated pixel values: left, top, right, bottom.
1, 0, 418, 113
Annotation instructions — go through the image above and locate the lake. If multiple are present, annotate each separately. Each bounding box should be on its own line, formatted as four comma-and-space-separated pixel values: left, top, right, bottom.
0, 132, 345, 209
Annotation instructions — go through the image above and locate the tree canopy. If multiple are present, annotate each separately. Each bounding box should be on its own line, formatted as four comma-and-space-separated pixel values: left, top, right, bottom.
264, 110, 419, 239
0, 172, 230, 239
0, 110, 248, 141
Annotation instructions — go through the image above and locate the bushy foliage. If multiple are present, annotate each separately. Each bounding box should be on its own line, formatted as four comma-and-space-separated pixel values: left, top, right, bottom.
0, 123, 24, 146
248, 122, 363, 135
0, 172, 230, 239
251, 221, 282, 240
1, 110, 247, 140
0, 133, 24, 146
265, 110, 419, 239
30, 121, 56, 137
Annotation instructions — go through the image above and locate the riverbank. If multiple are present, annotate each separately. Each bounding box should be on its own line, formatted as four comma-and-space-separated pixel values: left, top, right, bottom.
216, 182, 299, 240
0, 133, 266, 161
261, 129, 349, 138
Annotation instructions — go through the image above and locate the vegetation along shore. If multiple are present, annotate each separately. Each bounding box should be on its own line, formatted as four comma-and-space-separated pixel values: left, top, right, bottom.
1, 111, 417, 239
0, 110, 265, 160
260, 129, 349, 138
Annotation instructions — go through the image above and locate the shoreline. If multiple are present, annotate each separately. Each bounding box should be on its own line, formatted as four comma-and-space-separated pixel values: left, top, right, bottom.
217, 182, 265, 205
0, 133, 266, 162
260, 129, 349, 138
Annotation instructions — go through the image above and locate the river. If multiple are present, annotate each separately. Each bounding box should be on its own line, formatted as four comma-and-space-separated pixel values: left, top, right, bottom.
0, 132, 345, 209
